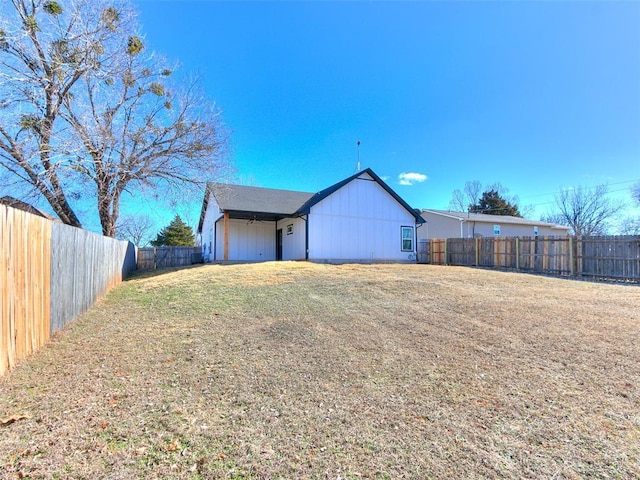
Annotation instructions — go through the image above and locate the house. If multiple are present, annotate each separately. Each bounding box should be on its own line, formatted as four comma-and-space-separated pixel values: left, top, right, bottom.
197, 168, 425, 263
418, 209, 571, 240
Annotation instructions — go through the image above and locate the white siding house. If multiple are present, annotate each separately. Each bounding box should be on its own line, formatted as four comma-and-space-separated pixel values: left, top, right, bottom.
197, 169, 425, 263
276, 217, 307, 261
305, 173, 418, 262
418, 209, 571, 240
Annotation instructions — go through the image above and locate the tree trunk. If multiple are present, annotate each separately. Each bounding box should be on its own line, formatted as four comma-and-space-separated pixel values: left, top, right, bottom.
37, 174, 83, 228
46, 191, 82, 228
97, 184, 123, 238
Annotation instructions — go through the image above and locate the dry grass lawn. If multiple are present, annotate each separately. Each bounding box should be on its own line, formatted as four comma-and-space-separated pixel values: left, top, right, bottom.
1, 263, 639, 479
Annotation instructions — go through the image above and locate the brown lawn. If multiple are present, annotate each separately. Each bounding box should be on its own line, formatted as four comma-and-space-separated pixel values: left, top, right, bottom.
1, 263, 639, 479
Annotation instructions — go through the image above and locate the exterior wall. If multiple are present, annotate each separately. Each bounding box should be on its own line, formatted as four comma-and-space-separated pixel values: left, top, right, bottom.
307, 173, 417, 262
201, 192, 222, 262
201, 192, 278, 262
418, 211, 569, 239
462, 222, 563, 238
276, 216, 307, 260
419, 212, 462, 239
215, 218, 276, 262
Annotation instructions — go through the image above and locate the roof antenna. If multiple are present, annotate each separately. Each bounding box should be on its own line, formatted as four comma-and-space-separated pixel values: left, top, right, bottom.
356, 140, 361, 172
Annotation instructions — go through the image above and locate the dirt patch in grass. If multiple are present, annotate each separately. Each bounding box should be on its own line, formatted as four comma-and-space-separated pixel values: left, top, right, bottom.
1, 263, 639, 479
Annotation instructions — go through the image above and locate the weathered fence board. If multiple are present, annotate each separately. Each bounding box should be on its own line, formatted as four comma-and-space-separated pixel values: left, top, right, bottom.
579, 236, 640, 281
136, 246, 201, 270
50, 223, 136, 333
419, 235, 640, 282
1, 205, 135, 376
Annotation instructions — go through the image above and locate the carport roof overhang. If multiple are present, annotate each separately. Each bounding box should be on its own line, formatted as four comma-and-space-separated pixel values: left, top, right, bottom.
220, 210, 301, 222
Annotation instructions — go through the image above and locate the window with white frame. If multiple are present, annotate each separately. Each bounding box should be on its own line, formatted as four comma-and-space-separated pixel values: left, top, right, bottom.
401, 226, 414, 252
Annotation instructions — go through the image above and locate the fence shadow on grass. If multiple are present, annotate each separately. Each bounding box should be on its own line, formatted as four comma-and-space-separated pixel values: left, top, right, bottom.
126, 262, 207, 281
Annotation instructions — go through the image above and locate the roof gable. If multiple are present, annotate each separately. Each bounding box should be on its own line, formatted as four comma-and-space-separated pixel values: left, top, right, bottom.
296, 168, 425, 223
198, 168, 424, 233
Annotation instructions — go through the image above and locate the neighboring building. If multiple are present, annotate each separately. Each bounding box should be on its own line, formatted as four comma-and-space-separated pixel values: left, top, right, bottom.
0, 196, 57, 221
198, 168, 425, 263
418, 209, 571, 240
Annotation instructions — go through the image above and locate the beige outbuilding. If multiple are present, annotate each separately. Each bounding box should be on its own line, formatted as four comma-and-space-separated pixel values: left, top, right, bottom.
418, 209, 571, 239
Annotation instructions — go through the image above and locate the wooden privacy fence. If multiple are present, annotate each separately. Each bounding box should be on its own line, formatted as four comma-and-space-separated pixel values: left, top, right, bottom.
1, 205, 136, 376
137, 246, 202, 270
50, 222, 136, 333
1, 205, 51, 378
418, 235, 640, 282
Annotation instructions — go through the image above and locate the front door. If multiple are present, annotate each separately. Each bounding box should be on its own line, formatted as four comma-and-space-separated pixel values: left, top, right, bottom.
276, 228, 283, 261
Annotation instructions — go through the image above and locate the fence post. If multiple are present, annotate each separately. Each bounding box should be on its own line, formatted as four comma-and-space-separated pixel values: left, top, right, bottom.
475, 237, 479, 266
576, 236, 582, 277
569, 236, 574, 276
515, 237, 520, 270
444, 238, 448, 266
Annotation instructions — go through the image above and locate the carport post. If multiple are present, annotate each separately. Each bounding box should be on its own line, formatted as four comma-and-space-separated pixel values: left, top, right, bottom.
223, 212, 229, 261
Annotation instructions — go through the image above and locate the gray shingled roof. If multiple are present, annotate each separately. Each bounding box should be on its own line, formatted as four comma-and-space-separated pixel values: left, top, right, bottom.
198, 169, 425, 233
423, 209, 570, 229
208, 183, 314, 218
0, 196, 57, 220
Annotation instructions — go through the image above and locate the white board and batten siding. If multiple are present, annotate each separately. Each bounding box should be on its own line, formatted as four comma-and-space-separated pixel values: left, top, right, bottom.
201, 191, 280, 262
201, 191, 221, 262
308, 173, 417, 263
216, 218, 276, 262
276, 217, 307, 260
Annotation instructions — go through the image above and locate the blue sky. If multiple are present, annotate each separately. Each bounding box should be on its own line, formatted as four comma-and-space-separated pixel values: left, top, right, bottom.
134, 0, 640, 229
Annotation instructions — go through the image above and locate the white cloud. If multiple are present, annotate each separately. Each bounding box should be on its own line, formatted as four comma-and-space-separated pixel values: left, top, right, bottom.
398, 172, 428, 186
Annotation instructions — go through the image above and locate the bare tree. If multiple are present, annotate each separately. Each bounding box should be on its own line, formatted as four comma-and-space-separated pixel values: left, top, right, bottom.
0, 0, 229, 236
0, 0, 126, 226
62, 65, 227, 236
617, 216, 640, 235
448, 180, 527, 215
618, 182, 640, 235
115, 213, 155, 246
543, 184, 624, 236
449, 180, 482, 211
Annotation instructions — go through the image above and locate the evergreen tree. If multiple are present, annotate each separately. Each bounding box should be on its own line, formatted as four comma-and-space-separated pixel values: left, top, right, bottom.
151, 215, 195, 246
469, 190, 521, 217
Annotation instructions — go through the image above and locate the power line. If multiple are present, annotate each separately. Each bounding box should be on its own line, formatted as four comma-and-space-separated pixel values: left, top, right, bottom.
450, 184, 638, 216
519, 178, 640, 200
